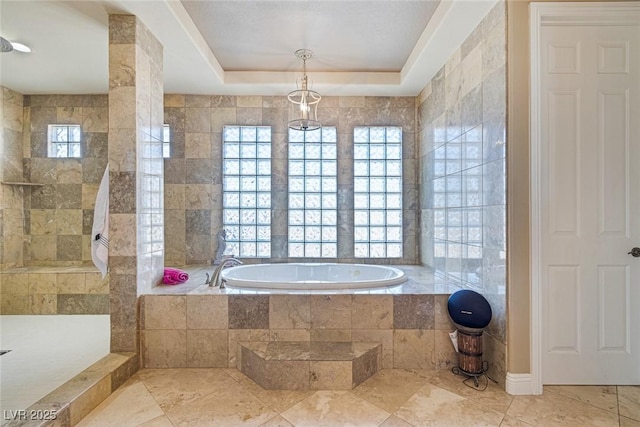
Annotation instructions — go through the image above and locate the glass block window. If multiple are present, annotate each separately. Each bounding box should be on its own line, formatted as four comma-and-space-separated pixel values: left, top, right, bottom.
139, 137, 164, 256
288, 127, 337, 258
222, 126, 272, 258
353, 126, 403, 258
162, 124, 170, 158
463, 127, 483, 258
48, 124, 81, 158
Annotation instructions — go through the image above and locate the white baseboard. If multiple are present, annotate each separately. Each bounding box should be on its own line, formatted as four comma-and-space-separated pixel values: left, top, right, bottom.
506, 372, 537, 395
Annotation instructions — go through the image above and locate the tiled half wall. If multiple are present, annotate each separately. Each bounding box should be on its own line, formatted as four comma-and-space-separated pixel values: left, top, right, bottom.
0, 268, 109, 314
141, 294, 460, 371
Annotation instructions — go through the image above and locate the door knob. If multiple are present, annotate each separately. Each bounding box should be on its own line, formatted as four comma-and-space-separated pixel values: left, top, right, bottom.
628, 247, 640, 257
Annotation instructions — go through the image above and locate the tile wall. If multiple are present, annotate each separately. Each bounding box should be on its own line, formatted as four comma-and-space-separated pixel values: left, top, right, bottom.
163, 95, 419, 265
22, 94, 109, 266
1, 90, 486, 289
418, 1, 507, 384
140, 294, 457, 371
0, 269, 109, 314
0, 91, 112, 314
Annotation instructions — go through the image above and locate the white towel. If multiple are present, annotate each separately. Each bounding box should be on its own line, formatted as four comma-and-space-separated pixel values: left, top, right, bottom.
91, 164, 109, 278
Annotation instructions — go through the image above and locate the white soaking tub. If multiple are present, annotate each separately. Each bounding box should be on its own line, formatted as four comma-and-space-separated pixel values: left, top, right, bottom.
220, 263, 407, 290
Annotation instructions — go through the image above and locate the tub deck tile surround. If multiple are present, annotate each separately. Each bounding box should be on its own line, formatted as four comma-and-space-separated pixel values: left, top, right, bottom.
239, 341, 381, 390
141, 265, 462, 372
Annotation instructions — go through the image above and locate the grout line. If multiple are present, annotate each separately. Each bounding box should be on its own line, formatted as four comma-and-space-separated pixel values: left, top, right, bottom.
616, 385, 621, 426
137, 371, 175, 426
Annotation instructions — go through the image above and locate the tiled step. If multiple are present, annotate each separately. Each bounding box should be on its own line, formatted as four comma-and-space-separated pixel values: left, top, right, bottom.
239, 341, 381, 390
3, 352, 138, 427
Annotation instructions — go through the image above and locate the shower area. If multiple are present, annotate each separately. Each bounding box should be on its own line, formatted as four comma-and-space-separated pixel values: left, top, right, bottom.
0, 89, 111, 415
1, 10, 165, 417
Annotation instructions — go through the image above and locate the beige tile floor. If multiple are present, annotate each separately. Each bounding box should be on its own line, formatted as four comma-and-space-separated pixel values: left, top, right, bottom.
77, 368, 640, 427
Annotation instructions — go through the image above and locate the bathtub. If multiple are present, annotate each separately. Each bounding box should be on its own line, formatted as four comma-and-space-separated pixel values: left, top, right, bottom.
220, 263, 407, 290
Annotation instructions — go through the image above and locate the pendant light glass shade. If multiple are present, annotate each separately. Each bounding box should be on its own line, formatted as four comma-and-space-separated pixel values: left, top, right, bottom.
288, 49, 321, 131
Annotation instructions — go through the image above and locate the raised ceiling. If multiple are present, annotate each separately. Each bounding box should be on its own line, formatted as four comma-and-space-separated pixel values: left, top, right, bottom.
0, 0, 498, 96
181, 1, 440, 72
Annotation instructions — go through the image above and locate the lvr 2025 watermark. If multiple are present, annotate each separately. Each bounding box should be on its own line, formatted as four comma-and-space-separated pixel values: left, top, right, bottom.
3, 409, 58, 421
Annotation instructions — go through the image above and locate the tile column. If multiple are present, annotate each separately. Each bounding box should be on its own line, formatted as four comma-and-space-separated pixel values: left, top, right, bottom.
0, 87, 26, 270
108, 15, 164, 352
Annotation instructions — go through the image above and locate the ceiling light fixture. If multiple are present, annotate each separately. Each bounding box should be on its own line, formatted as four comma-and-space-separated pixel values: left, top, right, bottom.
288, 49, 321, 131
0, 37, 13, 52
0, 36, 31, 53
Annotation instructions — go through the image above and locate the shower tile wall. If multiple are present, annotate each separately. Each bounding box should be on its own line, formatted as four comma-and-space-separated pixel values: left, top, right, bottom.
22, 94, 109, 266
0, 90, 111, 314
163, 95, 418, 265
418, 1, 507, 384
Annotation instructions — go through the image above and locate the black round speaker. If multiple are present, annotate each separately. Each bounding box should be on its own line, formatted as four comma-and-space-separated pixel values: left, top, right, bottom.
447, 289, 492, 329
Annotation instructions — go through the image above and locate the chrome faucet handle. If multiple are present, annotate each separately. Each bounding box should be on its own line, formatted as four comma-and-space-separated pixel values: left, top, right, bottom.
204, 272, 211, 286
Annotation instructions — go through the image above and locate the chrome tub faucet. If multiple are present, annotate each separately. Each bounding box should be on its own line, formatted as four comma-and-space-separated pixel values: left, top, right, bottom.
209, 255, 243, 289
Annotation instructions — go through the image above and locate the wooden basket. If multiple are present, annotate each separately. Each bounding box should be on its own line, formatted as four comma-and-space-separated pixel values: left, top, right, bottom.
457, 329, 483, 374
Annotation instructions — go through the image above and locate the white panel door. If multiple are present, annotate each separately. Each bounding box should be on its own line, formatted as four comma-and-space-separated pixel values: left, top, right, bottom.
540, 21, 640, 384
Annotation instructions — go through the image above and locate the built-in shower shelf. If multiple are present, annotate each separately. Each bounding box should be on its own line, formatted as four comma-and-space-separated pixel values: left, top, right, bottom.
1, 181, 44, 186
